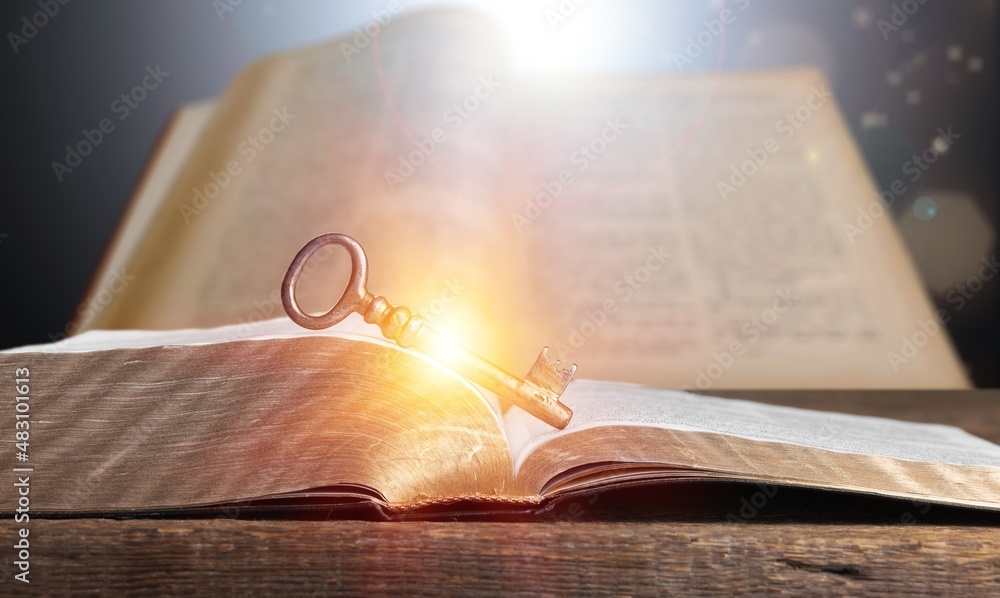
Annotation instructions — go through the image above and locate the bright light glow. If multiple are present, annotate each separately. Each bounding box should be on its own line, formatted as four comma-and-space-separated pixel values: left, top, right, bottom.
415, 289, 519, 372
425, 305, 494, 360
496, 2, 608, 72
411, 0, 638, 72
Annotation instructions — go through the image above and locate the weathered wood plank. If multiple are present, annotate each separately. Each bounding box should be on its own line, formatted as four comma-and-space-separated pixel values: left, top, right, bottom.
2, 520, 1000, 595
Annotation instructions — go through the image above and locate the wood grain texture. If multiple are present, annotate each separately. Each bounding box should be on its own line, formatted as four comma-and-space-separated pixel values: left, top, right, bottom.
3, 520, 1000, 595
2, 390, 999, 596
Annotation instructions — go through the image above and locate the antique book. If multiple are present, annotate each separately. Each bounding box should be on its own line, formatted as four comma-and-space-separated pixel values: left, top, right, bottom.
3, 320, 999, 519
76, 8, 968, 390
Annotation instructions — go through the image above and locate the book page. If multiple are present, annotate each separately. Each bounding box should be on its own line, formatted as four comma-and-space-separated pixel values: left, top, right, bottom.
1, 332, 515, 511
505, 71, 969, 388
96, 10, 522, 366
507, 381, 1000, 472
9, 313, 508, 460
506, 381, 1000, 507
10, 314, 380, 354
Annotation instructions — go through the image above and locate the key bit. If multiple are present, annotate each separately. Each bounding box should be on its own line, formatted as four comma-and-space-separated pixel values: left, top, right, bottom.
281, 233, 576, 429
525, 347, 577, 399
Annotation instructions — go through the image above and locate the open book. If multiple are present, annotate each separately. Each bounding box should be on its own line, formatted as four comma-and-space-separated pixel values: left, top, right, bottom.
4, 320, 999, 518
79, 8, 968, 389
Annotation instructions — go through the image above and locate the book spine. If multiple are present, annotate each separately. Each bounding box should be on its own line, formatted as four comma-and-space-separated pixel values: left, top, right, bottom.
387, 495, 542, 512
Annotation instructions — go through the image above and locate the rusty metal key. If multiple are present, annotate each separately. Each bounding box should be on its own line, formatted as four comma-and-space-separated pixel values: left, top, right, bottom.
281, 233, 576, 429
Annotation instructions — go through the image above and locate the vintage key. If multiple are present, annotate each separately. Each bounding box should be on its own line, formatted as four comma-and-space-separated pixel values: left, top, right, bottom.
281, 233, 576, 429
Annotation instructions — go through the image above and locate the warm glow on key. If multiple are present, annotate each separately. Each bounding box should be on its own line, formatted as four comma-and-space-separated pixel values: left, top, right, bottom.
413, 324, 475, 375
422, 295, 510, 367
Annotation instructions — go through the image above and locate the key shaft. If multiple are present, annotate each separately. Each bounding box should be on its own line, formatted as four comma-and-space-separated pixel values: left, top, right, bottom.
411, 324, 573, 429
362, 293, 573, 429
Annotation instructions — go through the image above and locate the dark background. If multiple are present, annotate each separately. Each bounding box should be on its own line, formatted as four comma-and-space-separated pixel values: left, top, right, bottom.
1, 0, 997, 384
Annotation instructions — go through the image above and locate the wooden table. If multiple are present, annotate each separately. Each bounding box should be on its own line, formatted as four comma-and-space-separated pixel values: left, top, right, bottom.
4, 391, 1000, 595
